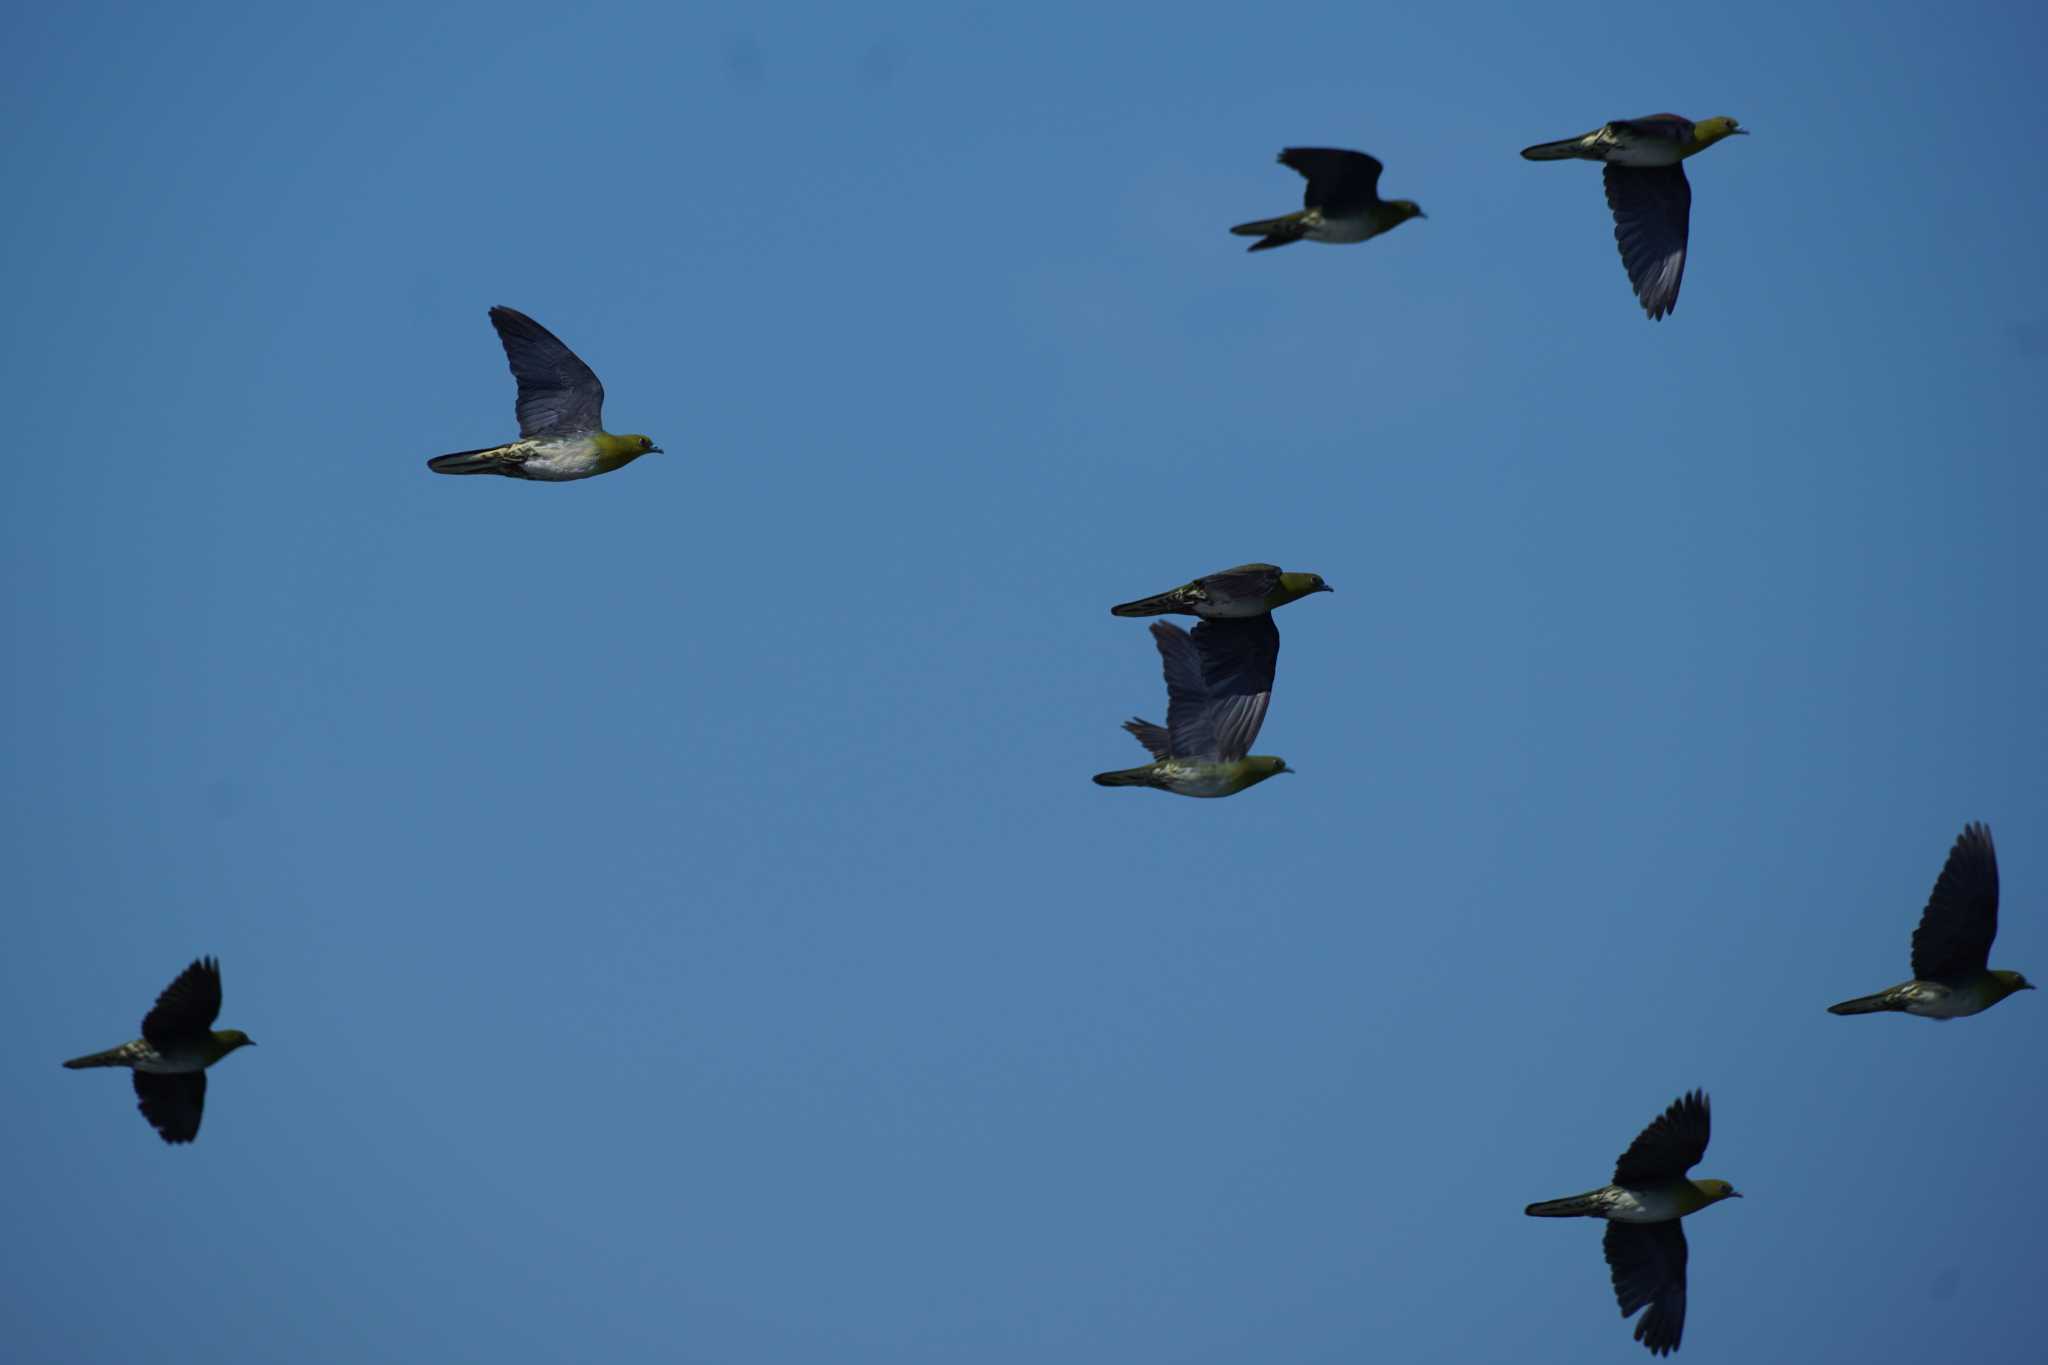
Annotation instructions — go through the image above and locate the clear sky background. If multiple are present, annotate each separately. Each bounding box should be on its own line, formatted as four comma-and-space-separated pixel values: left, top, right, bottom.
4, 2, 2044, 1361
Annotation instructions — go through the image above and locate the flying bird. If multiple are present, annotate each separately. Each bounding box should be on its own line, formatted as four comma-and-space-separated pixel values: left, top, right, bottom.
63, 957, 255, 1144
427, 306, 662, 480
1828, 822, 2034, 1018
1520, 115, 1747, 319
1525, 1090, 1741, 1356
1229, 148, 1423, 253
1110, 563, 1332, 619
1093, 618, 1290, 797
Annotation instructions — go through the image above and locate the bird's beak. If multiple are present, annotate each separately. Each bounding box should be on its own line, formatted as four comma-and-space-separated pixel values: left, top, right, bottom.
1318, 584, 1335, 594
1729, 1190, 1743, 1198
649, 445, 665, 454
1733, 129, 1751, 136
2024, 981, 2038, 990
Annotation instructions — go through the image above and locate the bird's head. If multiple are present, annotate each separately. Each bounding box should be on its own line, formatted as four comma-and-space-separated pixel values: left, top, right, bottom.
1243, 756, 1294, 786
1692, 117, 1747, 149
1992, 969, 2036, 998
1276, 571, 1335, 603
1389, 200, 1425, 224
1693, 1178, 1741, 1204
213, 1029, 256, 1056
595, 432, 663, 468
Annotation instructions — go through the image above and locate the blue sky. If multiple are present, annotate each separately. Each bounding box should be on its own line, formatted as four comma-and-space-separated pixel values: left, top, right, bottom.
4, 2, 2044, 1360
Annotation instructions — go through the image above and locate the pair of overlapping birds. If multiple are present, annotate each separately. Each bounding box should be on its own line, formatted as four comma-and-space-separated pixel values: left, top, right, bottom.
64, 111, 2032, 1358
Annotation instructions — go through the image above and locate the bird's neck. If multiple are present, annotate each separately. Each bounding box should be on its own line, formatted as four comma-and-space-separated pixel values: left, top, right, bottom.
592, 432, 648, 468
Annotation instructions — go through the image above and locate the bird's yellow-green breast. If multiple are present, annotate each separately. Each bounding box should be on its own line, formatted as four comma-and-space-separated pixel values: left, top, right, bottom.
1268, 572, 1332, 608
592, 432, 661, 472
1680, 1178, 1740, 1214
1684, 117, 1744, 157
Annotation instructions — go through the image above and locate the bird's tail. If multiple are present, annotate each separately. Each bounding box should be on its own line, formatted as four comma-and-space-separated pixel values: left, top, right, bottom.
1519, 136, 1591, 161
1230, 212, 1310, 252
1826, 991, 1902, 1016
1110, 589, 1192, 617
63, 1046, 128, 1069
427, 446, 510, 475
1092, 766, 1158, 788
1524, 1190, 1605, 1217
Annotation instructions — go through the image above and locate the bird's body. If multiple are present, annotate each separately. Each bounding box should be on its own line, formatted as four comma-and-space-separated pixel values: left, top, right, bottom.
1829, 823, 2033, 1018
1230, 148, 1423, 253
1092, 754, 1290, 799
431, 431, 655, 482
1525, 1091, 1739, 1356
65, 1036, 236, 1075
63, 957, 254, 1144
1827, 973, 2030, 1018
1526, 1179, 1727, 1225
428, 306, 661, 481
1520, 116, 1729, 168
1520, 114, 1745, 320
1094, 617, 1291, 798
1110, 564, 1331, 620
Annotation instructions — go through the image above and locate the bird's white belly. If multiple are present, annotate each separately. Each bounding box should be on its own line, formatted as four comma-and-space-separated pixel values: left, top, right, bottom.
127, 1044, 205, 1074
1605, 1187, 1684, 1223
1308, 215, 1375, 244
519, 435, 603, 481
1158, 762, 1237, 797
1901, 982, 1985, 1019
1598, 128, 1686, 168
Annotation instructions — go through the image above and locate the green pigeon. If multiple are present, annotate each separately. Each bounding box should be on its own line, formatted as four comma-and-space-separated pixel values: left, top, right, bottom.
1521, 115, 1747, 319
1526, 1090, 1740, 1356
1093, 617, 1291, 797
427, 306, 662, 480
1229, 148, 1423, 253
63, 957, 255, 1144
1828, 822, 2034, 1018
1110, 563, 1332, 620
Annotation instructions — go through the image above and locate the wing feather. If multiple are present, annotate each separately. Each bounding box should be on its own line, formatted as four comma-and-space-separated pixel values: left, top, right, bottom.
1603, 166, 1691, 320
490, 306, 607, 436
1613, 1090, 1710, 1186
141, 958, 223, 1046
1278, 148, 1385, 214
1910, 823, 1999, 980
133, 1071, 207, 1144
1604, 1221, 1689, 1356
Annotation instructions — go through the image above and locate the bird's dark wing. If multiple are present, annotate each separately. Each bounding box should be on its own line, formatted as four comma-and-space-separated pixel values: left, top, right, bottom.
1148, 622, 1222, 761
1279, 148, 1385, 213
1604, 1220, 1689, 1356
133, 1071, 206, 1145
490, 306, 606, 436
1122, 718, 1173, 760
1910, 823, 2000, 980
141, 957, 222, 1046
1611, 115, 1695, 145
1193, 564, 1283, 604
1613, 1090, 1710, 1186
1603, 165, 1691, 320
1191, 616, 1280, 761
